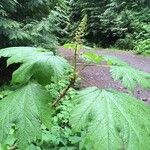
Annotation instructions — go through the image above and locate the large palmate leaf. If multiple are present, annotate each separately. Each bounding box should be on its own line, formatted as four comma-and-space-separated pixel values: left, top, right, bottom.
110, 66, 150, 91
0, 82, 52, 150
0, 47, 69, 85
103, 56, 150, 91
70, 87, 150, 150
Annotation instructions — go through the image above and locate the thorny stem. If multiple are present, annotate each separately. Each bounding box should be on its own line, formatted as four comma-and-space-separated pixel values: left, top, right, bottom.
52, 77, 75, 107
73, 44, 78, 81
52, 44, 78, 107
52, 15, 87, 107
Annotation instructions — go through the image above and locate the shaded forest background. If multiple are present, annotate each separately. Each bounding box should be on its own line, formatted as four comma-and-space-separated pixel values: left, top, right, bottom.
0, 0, 150, 54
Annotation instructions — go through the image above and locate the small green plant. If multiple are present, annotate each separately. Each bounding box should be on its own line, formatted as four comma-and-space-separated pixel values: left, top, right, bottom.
135, 39, 150, 55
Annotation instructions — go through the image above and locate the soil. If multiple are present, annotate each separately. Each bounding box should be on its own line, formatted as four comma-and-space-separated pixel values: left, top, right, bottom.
58, 47, 150, 103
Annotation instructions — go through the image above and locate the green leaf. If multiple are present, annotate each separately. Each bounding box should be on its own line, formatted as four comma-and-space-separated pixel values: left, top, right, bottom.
70, 87, 150, 150
110, 66, 150, 91
103, 55, 128, 66
0, 82, 53, 149
102, 56, 150, 90
81, 52, 103, 64
81, 53, 128, 66
63, 43, 83, 51
63, 43, 92, 51
0, 47, 69, 85
81, 53, 150, 91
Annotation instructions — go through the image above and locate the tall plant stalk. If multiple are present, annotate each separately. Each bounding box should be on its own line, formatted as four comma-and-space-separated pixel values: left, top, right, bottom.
52, 15, 87, 107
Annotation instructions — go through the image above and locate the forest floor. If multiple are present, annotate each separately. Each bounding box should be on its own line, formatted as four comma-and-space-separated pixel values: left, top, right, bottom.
58, 47, 150, 103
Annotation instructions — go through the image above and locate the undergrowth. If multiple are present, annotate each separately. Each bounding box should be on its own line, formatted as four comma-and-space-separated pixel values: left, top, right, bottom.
0, 16, 150, 150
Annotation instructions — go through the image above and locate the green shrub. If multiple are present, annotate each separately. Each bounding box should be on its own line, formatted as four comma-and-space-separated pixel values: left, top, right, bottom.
135, 39, 150, 55
115, 35, 134, 50
0, 0, 69, 49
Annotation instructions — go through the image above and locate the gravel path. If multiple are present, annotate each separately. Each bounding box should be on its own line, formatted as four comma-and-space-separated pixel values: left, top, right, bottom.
58, 47, 150, 103
95, 49, 150, 72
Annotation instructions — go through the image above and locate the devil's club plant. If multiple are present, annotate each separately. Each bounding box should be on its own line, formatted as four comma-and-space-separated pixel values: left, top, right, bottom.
0, 17, 150, 149
0, 47, 70, 149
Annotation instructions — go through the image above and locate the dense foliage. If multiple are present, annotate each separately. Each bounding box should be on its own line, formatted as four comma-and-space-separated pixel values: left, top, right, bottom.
0, 47, 150, 149
135, 39, 150, 55
1, 0, 149, 54
69, 0, 150, 53
0, 0, 69, 49
0, 0, 150, 149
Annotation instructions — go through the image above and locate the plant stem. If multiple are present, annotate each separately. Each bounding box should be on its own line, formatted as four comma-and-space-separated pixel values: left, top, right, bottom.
52, 77, 75, 107
73, 44, 78, 82
52, 44, 78, 107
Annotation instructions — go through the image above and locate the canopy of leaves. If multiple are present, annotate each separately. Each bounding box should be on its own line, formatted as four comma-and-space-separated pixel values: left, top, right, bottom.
0, 47, 69, 85
0, 82, 52, 149
0, 0, 69, 49
69, 0, 150, 49
70, 87, 150, 150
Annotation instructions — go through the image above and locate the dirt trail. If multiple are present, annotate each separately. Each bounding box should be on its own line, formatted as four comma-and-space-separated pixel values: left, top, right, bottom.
58, 47, 150, 103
